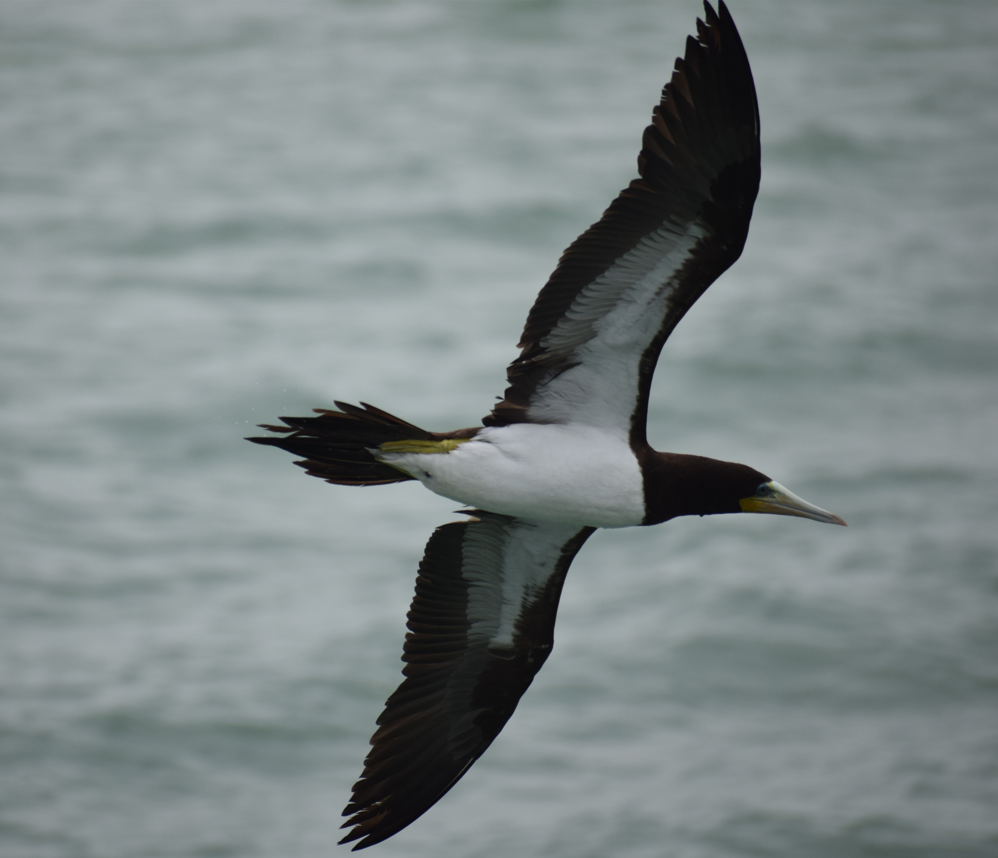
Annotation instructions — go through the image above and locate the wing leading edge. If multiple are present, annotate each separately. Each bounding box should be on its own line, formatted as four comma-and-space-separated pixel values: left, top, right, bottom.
339, 513, 595, 850
484, 1, 760, 447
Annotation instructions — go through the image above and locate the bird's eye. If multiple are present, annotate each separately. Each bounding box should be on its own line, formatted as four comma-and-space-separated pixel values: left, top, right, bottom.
756, 483, 772, 497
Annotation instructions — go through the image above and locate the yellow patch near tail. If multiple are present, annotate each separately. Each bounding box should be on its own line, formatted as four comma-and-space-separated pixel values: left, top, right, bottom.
378, 437, 470, 455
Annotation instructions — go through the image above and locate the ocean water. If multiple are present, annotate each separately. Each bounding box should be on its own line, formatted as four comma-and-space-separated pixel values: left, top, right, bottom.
2, 1, 997, 856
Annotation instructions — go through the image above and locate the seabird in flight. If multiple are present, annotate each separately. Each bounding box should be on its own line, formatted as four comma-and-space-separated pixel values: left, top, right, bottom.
250, 1, 845, 849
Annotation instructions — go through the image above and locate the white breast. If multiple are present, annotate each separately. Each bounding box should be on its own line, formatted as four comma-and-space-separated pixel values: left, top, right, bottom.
377, 423, 646, 528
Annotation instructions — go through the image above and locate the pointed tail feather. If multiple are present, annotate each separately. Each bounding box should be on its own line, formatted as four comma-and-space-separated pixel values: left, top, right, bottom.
247, 401, 435, 486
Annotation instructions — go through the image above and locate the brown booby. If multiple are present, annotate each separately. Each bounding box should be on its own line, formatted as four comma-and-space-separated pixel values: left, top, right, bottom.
250, 2, 845, 849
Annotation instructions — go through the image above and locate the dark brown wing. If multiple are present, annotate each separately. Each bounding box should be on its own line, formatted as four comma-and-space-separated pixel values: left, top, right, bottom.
339, 512, 595, 850
484, 1, 760, 449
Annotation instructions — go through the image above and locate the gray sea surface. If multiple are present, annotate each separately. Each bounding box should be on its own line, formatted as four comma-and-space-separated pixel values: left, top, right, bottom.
2, 1, 997, 856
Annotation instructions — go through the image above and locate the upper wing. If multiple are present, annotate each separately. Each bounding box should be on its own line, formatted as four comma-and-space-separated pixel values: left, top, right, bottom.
484, 1, 760, 448
339, 512, 595, 850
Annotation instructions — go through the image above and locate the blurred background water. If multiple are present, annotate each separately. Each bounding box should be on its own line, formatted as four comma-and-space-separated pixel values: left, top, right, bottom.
2, 1, 997, 856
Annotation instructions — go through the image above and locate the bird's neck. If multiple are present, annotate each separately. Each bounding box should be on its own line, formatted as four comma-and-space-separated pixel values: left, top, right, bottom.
638, 449, 759, 526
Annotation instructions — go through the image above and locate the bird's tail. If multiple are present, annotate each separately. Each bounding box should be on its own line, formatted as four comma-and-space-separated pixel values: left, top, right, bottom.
247, 401, 436, 486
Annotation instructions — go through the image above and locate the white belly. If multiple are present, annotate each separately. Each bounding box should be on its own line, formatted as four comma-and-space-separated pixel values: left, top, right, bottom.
376, 423, 646, 528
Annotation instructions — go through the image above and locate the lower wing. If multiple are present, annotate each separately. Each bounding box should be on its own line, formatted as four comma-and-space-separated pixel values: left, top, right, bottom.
339, 511, 595, 850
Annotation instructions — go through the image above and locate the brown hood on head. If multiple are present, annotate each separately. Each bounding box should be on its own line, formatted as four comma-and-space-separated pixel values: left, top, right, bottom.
640, 450, 769, 525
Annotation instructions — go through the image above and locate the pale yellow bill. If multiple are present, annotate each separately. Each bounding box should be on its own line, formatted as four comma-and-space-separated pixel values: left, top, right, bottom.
740, 481, 846, 526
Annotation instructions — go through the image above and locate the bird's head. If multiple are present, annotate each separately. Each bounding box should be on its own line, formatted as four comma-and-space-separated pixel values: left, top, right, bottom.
642, 453, 846, 527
